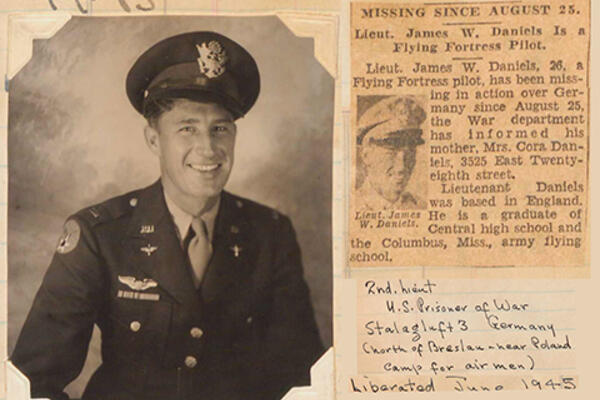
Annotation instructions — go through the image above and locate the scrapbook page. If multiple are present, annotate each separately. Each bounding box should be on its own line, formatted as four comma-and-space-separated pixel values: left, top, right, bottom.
0, 1, 598, 400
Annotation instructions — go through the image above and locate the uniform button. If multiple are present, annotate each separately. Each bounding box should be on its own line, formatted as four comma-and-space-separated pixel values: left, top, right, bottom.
190, 327, 204, 339
129, 198, 138, 207
246, 316, 253, 324
184, 356, 197, 368
130, 321, 141, 332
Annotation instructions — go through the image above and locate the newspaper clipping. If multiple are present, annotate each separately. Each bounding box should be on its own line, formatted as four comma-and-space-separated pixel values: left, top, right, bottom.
349, 0, 590, 268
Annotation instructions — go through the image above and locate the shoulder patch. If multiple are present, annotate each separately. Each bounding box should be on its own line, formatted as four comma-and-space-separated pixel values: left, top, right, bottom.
56, 219, 81, 254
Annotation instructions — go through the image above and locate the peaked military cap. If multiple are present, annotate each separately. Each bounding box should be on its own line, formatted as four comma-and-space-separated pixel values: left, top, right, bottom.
357, 96, 426, 148
126, 31, 260, 119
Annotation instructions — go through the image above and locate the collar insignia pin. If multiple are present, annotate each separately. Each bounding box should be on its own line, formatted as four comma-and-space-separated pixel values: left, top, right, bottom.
230, 245, 242, 258
140, 225, 155, 234
140, 244, 158, 256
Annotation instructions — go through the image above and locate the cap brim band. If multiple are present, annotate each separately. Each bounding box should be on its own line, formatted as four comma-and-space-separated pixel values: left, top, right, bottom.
144, 86, 245, 119
367, 129, 425, 148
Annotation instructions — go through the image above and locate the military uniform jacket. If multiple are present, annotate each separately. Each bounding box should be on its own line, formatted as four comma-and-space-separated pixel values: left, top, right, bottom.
355, 184, 426, 211
12, 181, 324, 400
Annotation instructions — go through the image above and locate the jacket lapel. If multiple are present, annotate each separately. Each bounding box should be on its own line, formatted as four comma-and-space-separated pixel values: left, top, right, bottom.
201, 192, 257, 304
123, 181, 200, 307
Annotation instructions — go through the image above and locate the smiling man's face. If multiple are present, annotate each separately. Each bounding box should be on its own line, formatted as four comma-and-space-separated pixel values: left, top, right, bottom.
361, 144, 416, 203
145, 98, 236, 209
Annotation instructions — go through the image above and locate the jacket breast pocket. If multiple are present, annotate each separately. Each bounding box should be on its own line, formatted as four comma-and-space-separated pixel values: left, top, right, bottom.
105, 298, 172, 366
224, 292, 270, 354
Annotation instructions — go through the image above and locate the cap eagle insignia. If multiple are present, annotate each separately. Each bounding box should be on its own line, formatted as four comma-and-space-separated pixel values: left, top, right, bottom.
196, 41, 228, 78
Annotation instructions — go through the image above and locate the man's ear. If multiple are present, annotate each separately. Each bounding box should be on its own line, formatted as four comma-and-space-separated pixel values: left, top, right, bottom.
360, 145, 373, 167
144, 125, 161, 157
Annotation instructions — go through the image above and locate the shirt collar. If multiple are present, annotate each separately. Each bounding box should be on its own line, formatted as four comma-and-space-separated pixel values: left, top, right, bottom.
163, 191, 221, 243
357, 183, 414, 211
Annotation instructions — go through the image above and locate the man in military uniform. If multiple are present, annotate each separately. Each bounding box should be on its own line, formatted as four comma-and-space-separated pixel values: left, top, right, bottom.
12, 32, 323, 400
355, 95, 427, 210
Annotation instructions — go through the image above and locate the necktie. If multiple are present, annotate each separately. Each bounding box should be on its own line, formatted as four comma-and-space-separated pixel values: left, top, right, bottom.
187, 217, 212, 288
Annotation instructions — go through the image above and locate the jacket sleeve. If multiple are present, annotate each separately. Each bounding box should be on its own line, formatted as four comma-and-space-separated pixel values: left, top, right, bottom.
257, 215, 325, 399
11, 216, 106, 400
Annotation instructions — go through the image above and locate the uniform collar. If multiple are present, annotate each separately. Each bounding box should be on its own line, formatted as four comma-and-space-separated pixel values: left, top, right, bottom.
357, 182, 419, 210
163, 190, 220, 243
124, 181, 258, 305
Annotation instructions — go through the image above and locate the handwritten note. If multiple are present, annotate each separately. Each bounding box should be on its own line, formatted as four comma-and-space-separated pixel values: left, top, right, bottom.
46, 0, 156, 13
351, 278, 576, 393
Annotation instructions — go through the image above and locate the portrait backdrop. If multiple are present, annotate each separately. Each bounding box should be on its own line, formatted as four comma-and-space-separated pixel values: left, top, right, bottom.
7, 15, 333, 397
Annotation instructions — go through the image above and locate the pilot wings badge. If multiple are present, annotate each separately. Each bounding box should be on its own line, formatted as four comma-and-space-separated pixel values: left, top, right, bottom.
140, 244, 158, 256
118, 276, 158, 291
196, 41, 227, 78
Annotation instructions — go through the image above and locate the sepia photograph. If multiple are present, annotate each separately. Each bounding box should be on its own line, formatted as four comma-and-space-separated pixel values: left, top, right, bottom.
355, 95, 428, 211
7, 15, 333, 400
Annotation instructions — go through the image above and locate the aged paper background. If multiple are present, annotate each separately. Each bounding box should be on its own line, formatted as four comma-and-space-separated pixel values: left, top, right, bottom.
0, 1, 340, 399
0, 1, 599, 400
335, 1, 599, 400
